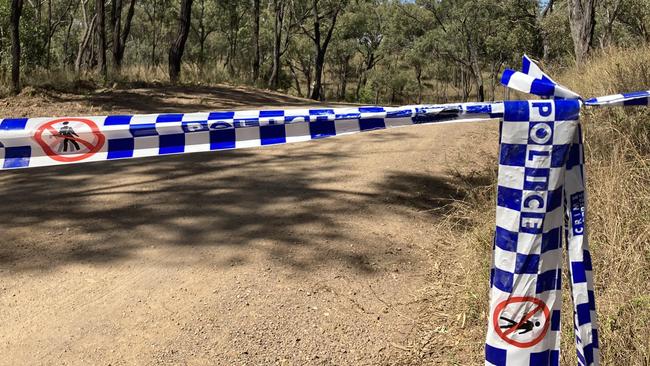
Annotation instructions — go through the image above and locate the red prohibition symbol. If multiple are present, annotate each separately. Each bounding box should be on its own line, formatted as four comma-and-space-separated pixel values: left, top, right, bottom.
493, 296, 551, 348
33, 118, 106, 162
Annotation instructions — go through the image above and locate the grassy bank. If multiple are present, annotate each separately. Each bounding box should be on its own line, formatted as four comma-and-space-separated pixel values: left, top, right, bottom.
400, 46, 649, 365
561, 46, 650, 365
1, 47, 647, 365
444, 47, 650, 365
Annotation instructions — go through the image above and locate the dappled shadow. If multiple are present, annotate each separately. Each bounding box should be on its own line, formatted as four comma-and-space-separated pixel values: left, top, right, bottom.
0, 84, 492, 275
376, 172, 466, 213
0, 137, 480, 273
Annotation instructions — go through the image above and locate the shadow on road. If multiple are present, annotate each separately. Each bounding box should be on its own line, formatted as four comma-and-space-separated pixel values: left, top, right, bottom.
0, 85, 493, 274
0, 141, 486, 273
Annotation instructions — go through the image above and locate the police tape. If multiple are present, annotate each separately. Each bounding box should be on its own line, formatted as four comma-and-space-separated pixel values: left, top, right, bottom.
0, 104, 501, 170
1, 56, 647, 366
484, 55, 648, 366
486, 99, 596, 366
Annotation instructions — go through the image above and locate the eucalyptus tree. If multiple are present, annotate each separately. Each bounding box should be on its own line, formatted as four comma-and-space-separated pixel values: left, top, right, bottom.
110, 0, 137, 72
169, 0, 193, 82
10, 0, 23, 93
294, 0, 348, 100
96, 0, 107, 81
568, 0, 596, 64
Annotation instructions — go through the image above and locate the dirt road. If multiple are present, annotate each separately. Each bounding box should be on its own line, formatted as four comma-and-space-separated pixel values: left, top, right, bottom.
0, 85, 499, 365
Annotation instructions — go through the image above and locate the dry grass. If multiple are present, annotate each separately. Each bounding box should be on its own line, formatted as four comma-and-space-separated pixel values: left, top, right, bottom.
1, 63, 235, 97
560, 47, 650, 365
4, 62, 486, 105
2, 47, 647, 365
400, 46, 650, 365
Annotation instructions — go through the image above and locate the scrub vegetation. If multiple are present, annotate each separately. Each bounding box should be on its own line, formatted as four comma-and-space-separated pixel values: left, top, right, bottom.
414, 47, 650, 365
1, 0, 648, 103
0, 0, 649, 365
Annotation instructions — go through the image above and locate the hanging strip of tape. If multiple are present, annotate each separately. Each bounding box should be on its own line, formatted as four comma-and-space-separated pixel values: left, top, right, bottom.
486, 56, 591, 366
486, 55, 647, 366
0, 55, 648, 366
485, 98, 596, 366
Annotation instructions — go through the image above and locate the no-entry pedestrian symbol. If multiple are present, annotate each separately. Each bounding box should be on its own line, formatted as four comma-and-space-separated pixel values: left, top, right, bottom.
492, 296, 550, 348
34, 118, 106, 162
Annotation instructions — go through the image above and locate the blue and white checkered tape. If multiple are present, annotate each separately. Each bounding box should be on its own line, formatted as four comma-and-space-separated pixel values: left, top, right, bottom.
0, 104, 502, 170
584, 90, 650, 106
1, 54, 648, 366
482, 52, 643, 366
502, 55, 650, 107
501, 55, 581, 100
486, 99, 598, 366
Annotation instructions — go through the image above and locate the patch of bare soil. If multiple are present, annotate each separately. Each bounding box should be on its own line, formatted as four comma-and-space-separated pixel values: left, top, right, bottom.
0, 85, 498, 365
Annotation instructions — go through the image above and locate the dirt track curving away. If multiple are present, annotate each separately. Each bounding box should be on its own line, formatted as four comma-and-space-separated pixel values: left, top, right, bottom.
0, 85, 499, 365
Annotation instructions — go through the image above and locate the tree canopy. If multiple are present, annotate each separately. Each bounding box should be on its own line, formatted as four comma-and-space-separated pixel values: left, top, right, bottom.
2, 0, 649, 101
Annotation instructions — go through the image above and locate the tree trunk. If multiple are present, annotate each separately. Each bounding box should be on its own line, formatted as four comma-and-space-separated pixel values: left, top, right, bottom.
168, 0, 193, 83
415, 66, 422, 104
111, 0, 122, 71
95, 0, 107, 81
288, 61, 302, 96
149, 0, 156, 67
195, 0, 206, 67
339, 61, 348, 101
308, 0, 341, 100
472, 68, 484, 102
63, 13, 74, 66
224, 1, 239, 76
601, 0, 622, 48
10, 0, 23, 94
539, 0, 554, 61
0, 21, 5, 71
76, 14, 97, 73
568, 0, 596, 64
46, 0, 52, 68
120, 0, 136, 66
111, 0, 136, 72
268, 0, 283, 89
308, 0, 322, 100
468, 39, 484, 102
311, 50, 325, 100
252, 0, 260, 83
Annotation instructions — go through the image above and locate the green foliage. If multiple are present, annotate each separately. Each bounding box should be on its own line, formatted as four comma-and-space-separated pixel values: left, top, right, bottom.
20, 4, 47, 68
2, 0, 650, 102
0, 1, 9, 74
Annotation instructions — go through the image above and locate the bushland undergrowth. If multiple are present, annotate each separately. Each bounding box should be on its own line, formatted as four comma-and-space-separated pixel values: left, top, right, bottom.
430, 46, 650, 365
0, 46, 647, 365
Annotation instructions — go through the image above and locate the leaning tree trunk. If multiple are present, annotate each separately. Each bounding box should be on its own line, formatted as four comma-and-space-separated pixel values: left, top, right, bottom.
75, 14, 97, 73
568, 0, 596, 64
95, 0, 107, 81
119, 0, 136, 67
10, 0, 24, 94
168, 0, 193, 83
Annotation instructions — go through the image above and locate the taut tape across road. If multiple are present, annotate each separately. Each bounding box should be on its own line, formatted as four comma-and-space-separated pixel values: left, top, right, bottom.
0, 104, 501, 170
1, 56, 648, 366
